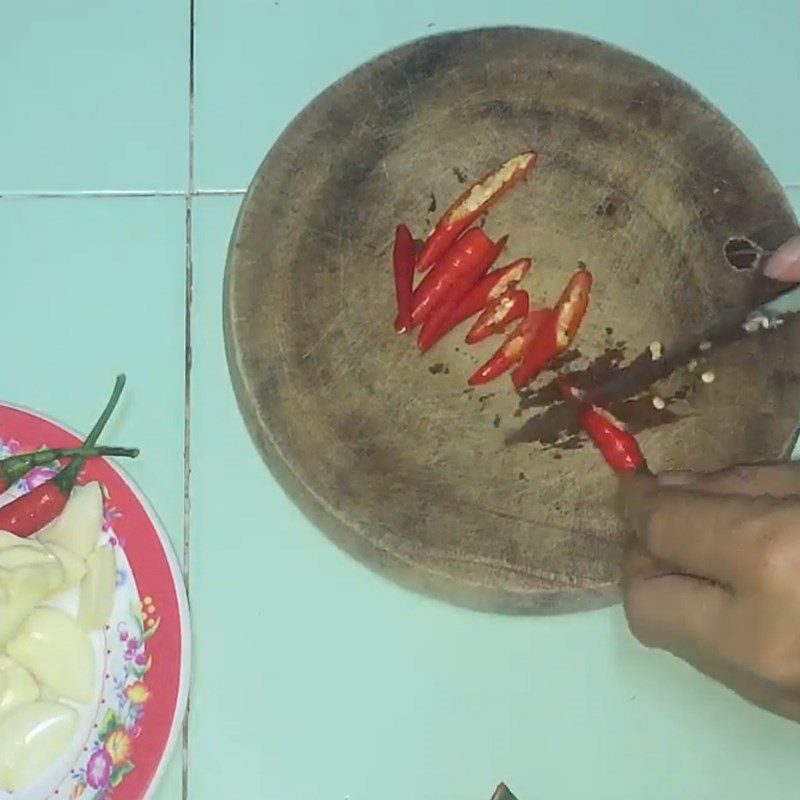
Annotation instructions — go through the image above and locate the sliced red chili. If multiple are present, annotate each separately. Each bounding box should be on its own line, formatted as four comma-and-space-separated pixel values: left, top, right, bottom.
416, 152, 537, 272
468, 308, 555, 386
559, 380, 647, 473
417, 257, 529, 352
465, 289, 529, 344
554, 267, 593, 344
392, 223, 416, 333
512, 268, 593, 390
411, 229, 505, 329
417, 234, 509, 351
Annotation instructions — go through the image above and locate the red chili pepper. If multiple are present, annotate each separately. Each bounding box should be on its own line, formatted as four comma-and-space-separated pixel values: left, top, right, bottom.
559, 380, 647, 473
416, 151, 538, 272
411, 228, 503, 329
465, 289, 529, 344
512, 268, 592, 390
417, 234, 509, 351
468, 308, 555, 386
392, 224, 416, 333
0, 375, 127, 537
417, 257, 529, 352
0, 445, 139, 493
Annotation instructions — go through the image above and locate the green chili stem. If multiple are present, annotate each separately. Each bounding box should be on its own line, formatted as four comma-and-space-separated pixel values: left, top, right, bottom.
0, 445, 139, 488
53, 374, 127, 494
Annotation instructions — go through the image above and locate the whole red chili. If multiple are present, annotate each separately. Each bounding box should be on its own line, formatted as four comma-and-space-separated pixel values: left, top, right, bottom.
416, 151, 537, 272
465, 288, 529, 344
411, 228, 505, 328
392, 223, 416, 333
0, 375, 127, 537
559, 380, 648, 473
0, 445, 139, 493
416, 235, 509, 351
468, 308, 555, 386
512, 268, 592, 390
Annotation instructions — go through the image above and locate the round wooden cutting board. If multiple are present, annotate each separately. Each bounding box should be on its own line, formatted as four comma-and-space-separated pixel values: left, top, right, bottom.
224, 28, 800, 614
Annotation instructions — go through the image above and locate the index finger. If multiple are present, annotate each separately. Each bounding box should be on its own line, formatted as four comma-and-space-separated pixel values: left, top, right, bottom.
618, 475, 793, 587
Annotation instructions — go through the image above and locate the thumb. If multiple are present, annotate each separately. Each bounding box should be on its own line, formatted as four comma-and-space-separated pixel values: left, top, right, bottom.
655, 462, 800, 497
763, 235, 800, 282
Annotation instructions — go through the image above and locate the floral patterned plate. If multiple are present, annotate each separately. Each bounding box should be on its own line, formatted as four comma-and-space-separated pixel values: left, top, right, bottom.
0, 403, 190, 800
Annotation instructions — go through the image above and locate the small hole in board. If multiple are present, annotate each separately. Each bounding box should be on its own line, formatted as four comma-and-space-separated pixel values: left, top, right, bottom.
724, 236, 763, 271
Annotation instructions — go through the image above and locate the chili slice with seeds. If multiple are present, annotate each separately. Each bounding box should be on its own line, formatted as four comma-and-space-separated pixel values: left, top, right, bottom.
468, 308, 555, 386
465, 289, 529, 344
512, 268, 592, 390
416, 152, 537, 272
417, 257, 530, 352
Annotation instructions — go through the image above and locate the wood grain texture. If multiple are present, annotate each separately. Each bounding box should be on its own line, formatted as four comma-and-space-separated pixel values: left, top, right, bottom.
224, 28, 800, 614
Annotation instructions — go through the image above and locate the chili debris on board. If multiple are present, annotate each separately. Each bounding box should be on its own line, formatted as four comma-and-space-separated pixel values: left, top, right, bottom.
386, 153, 668, 470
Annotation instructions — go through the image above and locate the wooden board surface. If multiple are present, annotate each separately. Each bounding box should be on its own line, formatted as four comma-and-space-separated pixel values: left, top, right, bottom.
224, 28, 800, 614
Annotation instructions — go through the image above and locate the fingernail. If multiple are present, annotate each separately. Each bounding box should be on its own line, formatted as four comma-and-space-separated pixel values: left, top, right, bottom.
656, 471, 696, 487
763, 235, 800, 281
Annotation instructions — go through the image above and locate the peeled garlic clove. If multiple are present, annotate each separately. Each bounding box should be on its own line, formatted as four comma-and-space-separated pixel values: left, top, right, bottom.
0, 531, 41, 550
0, 702, 78, 792
0, 659, 40, 719
0, 560, 65, 605
0, 562, 65, 650
37, 481, 104, 558
44, 542, 88, 589
78, 545, 117, 630
6, 608, 95, 704
0, 598, 33, 651
0, 541, 55, 571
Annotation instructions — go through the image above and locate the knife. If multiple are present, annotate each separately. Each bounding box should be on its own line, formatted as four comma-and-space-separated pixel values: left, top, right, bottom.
584, 279, 800, 406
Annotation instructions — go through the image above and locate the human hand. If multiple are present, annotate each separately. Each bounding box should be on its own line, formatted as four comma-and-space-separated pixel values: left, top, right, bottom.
620, 464, 800, 721
763, 234, 800, 281
617, 234, 800, 720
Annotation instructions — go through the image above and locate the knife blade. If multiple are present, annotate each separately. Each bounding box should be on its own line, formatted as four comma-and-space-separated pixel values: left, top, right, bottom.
584, 281, 800, 406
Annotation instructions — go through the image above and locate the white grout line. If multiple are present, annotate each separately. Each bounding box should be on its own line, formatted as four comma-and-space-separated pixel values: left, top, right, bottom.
0, 185, 794, 200
181, 195, 193, 800
0, 189, 185, 199
0, 188, 246, 199
194, 188, 247, 195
